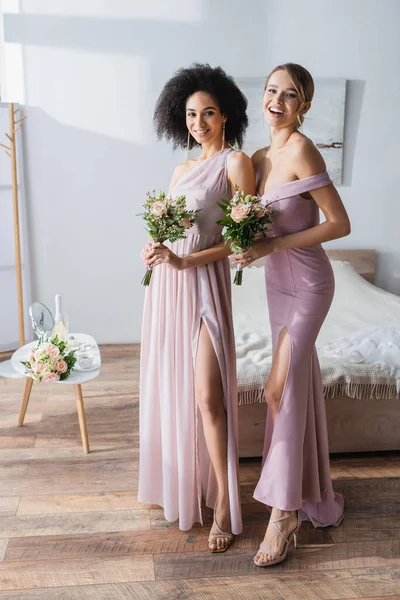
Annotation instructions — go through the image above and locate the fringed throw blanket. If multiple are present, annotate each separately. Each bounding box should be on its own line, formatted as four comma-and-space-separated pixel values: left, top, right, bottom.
233, 260, 400, 405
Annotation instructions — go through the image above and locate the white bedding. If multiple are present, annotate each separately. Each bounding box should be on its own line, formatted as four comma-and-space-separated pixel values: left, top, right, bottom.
232, 260, 400, 403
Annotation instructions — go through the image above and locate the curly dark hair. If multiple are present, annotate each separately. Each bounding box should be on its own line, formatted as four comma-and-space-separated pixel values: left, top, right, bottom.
154, 63, 248, 150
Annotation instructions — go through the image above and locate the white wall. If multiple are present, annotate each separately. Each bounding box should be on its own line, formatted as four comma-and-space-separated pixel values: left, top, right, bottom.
2, 0, 400, 344
2, 0, 267, 344
261, 0, 400, 295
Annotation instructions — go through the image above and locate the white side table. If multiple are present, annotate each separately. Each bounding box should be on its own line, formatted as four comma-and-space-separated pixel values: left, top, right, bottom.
11, 333, 101, 454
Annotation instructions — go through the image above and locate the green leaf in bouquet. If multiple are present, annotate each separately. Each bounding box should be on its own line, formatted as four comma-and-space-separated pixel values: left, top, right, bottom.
216, 217, 234, 226
217, 199, 230, 209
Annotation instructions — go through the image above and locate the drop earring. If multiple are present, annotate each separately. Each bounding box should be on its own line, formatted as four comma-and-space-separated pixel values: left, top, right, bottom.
221, 121, 226, 151
297, 113, 303, 130
186, 130, 191, 160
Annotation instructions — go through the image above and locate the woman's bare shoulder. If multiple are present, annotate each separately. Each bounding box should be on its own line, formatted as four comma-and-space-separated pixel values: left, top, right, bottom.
251, 147, 268, 162
251, 147, 268, 171
169, 160, 194, 189
228, 149, 252, 168
289, 135, 326, 176
171, 160, 194, 182
173, 159, 193, 176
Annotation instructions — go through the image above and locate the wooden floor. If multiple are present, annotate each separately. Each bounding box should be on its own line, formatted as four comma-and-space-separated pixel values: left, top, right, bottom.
0, 345, 399, 599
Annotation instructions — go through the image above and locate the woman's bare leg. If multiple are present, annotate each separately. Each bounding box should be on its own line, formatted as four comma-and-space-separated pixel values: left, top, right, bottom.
195, 322, 231, 551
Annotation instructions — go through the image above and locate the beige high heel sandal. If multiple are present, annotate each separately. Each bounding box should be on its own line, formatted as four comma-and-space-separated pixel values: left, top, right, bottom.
254, 510, 302, 567
208, 511, 233, 553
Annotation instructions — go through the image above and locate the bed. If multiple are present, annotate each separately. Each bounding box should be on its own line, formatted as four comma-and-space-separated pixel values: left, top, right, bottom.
233, 249, 400, 456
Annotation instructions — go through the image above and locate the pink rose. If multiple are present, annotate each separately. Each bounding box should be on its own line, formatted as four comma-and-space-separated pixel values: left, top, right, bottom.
31, 362, 49, 380
49, 345, 60, 360
152, 200, 167, 216
38, 342, 52, 355
31, 363, 40, 374
55, 360, 68, 374
231, 203, 251, 223
27, 350, 35, 362
42, 372, 60, 383
28, 364, 40, 380
182, 217, 192, 229
33, 349, 43, 362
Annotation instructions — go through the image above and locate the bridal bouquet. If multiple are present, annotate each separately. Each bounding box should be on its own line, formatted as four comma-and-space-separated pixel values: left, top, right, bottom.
21, 337, 77, 382
217, 188, 273, 285
139, 191, 200, 286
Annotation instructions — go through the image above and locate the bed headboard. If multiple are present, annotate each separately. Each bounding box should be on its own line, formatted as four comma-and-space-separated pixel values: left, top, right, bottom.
241, 249, 377, 284
326, 249, 376, 283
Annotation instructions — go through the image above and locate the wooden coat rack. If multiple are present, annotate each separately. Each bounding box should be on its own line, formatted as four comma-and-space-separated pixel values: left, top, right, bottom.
0, 103, 27, 346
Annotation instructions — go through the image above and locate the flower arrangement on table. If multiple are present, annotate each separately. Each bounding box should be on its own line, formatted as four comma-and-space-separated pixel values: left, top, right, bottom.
139, 191, 200, 286
21, 337, 77, 382
217, 187, 274, 285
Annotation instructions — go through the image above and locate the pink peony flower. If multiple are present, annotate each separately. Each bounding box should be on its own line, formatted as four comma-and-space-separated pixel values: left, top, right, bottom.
49, 345, 60, 360
152, 200, 167, 216
55, 360, 68, 374
182, 217, 192, 229
231, 203, 251, 223
42, 372, 60, 383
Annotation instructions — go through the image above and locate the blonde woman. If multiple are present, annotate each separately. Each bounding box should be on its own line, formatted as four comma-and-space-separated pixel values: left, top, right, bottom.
235, 63, 349, 567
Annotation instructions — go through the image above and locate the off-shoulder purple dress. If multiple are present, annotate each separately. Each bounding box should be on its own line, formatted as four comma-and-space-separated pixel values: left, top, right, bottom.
254, 171, 344, 527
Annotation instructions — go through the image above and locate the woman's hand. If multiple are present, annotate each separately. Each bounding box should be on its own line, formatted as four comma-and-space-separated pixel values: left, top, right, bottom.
233, 238, 275, 267
141, 241, 152, 266
147, 242, 186, 271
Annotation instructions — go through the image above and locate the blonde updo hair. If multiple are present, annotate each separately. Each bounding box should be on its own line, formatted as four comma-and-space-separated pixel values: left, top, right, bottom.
265, 63, 314, 127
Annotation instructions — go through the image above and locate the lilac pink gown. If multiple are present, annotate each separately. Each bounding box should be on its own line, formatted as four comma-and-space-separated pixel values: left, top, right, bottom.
254, 171, 344, 527
138, 148, 242, 533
